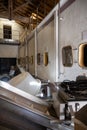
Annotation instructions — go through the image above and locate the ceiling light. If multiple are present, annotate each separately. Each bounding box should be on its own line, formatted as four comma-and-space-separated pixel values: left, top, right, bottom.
30, 13, 37, 20
59, 17, 64, 21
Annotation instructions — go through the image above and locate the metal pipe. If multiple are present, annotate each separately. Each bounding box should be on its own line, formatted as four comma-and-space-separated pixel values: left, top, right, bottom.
35, 29, 38, 76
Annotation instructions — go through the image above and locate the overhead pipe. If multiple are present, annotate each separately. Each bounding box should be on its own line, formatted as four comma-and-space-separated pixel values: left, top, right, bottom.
57, 0, 61, 80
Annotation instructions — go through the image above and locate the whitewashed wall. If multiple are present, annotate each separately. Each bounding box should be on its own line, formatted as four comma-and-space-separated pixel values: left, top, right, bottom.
26, 18, 57, 81
0, 18, 24, 40
24, 3, 59, 81
37, 20, 56, 82
0, 18, 24, 58
28, 36, 35, 75
20, 0, 87, 82
58, 0, 87, 81
0, 44, 18, 58
19, 45, 25, 58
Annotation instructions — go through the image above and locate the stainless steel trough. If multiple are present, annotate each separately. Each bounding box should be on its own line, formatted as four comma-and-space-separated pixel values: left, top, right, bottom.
0, 81, 59, 130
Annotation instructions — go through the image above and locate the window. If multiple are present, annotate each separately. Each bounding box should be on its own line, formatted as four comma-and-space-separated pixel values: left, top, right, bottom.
3, 25, 12, 39
79, 43, 87, 67
62, 46, 73, 67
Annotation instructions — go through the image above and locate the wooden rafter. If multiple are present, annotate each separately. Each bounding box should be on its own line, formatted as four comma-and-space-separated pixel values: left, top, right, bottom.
0, 0, 60, 28
0, 3, 8, 11
13, 2, 29, 13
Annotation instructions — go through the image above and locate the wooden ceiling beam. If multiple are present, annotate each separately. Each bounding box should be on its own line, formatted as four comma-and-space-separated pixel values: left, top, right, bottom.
39, 1, 52, 11
13, 2, 29, 13
13, 0, 36, 13
0, 13, 8, 19
0, 3, 8, 11
0, 0, 60, 29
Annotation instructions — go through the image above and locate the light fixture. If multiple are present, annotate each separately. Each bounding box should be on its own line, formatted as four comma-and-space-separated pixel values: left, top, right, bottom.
30, 13, 37, 20
59, 17, 64, 21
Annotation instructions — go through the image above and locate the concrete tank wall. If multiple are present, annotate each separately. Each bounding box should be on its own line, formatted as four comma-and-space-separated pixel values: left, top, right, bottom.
58, 0, 87, 81
28, 36, 35, 75
18, 0, 87, 82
